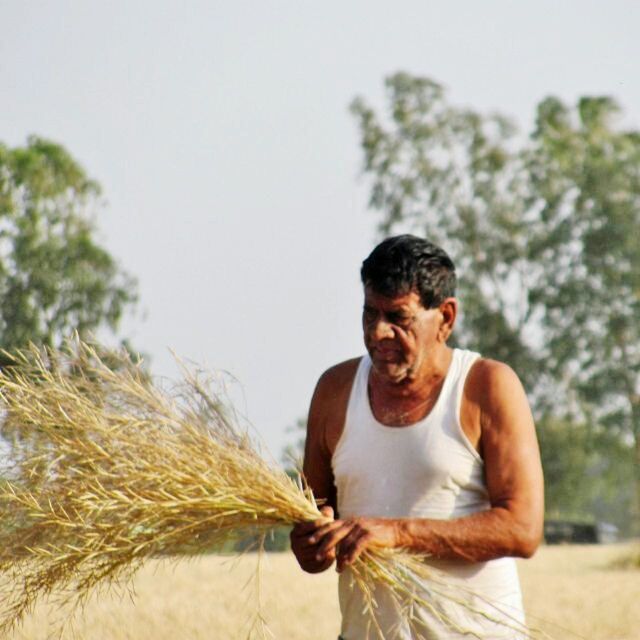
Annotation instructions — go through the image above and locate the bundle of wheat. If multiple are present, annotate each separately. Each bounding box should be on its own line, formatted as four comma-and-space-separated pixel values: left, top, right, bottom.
0, 341, 540, 639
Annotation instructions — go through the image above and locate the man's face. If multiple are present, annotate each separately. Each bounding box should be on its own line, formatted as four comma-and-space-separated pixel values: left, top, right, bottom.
362, 286, 442, 384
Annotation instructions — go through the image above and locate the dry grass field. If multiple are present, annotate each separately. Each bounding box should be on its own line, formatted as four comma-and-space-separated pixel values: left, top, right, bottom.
9, 543, 639, 640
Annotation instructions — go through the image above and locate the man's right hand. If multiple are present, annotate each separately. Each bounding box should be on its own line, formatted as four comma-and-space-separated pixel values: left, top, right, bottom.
290, 505, 336, 574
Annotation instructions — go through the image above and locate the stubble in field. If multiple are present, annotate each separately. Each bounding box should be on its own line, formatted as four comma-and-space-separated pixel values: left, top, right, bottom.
9, 544, 639, 640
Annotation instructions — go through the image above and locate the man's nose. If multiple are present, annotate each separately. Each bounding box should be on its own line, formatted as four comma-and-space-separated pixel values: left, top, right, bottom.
370, 317, 395, 341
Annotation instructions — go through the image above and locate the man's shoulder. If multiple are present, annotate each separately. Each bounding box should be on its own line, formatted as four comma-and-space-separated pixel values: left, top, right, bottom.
308, 357, 363, 458
310, 357, 362, 421
465, 356, 528, 417
315, 357, 362, 396
467, 357, 519, 389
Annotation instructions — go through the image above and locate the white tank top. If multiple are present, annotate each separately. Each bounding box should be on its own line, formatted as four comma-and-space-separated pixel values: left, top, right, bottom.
332, 349, 526, 639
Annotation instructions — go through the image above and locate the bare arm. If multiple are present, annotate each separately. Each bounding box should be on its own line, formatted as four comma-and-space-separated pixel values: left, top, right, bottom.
315, 360, 544, 570
290, 360, 358, 573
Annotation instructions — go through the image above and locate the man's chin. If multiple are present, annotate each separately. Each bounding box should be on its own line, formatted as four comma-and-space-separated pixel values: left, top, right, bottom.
371, 361, 409, 384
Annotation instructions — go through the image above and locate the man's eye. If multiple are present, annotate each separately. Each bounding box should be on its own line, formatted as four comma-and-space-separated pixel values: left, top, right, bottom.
389, 314, 411, 326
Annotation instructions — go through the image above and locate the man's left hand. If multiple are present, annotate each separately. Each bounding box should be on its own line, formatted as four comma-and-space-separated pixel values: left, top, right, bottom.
310, 517, 400, 572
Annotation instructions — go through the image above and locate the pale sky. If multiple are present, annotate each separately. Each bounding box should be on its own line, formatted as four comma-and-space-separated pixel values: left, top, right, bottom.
1, 1, 639, 458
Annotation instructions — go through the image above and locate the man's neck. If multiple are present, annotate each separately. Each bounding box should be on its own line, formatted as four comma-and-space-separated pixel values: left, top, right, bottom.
368, 346, 454, 425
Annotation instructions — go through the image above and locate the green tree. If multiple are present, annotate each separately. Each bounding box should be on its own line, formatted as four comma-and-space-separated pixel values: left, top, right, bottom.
0, 136, 137, 357
350, 74, 543, 396
0, 136, 140, 477
351, 73, 639, 532
526, 97, 640, 532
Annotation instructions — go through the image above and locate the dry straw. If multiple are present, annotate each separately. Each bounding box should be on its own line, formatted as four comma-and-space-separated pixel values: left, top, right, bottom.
0, 340, 542, 639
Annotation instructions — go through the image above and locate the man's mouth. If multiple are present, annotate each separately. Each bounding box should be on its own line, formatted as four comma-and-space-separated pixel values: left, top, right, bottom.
372, 348, 401, 363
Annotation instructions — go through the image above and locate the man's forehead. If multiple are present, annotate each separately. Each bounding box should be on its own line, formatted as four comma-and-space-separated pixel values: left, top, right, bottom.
363, 285, 423, 308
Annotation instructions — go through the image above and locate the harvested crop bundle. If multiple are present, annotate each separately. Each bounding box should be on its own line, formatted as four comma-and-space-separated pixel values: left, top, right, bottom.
0, 341, 540, 638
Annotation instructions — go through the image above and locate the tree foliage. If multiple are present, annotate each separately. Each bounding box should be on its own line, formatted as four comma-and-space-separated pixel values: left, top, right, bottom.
525, 98, 640, 527
0, 136, 137, 355
351, 73, 640, 533
350, 74, 542, 392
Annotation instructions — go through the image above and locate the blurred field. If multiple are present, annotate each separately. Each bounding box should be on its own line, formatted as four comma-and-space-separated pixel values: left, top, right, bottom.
9, 543, 639, 639
519, 543, 639, 640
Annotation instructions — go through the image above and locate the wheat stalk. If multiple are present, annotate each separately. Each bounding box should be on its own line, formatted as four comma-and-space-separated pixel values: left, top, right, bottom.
0, 340, 543, 638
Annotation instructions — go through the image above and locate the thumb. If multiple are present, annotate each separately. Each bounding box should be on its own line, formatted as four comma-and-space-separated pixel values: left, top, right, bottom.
319, 505, 335, 520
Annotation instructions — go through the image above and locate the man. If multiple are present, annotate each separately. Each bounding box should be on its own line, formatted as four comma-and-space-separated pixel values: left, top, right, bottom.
291, 235, 544, 639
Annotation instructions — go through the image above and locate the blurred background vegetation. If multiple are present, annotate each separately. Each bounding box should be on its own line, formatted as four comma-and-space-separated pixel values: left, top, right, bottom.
1, 72, 639, 544
0, 136, 138, 358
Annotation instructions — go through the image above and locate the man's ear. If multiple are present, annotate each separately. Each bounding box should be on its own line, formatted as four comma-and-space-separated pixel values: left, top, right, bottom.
438, 298, 457, 342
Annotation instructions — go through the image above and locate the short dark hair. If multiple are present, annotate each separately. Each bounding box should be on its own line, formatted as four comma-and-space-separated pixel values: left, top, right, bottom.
360, 235, 456, 308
